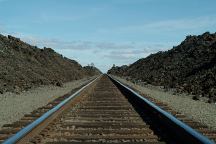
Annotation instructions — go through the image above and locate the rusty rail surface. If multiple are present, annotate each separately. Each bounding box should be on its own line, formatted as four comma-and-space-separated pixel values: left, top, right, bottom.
0, 74, 215, 144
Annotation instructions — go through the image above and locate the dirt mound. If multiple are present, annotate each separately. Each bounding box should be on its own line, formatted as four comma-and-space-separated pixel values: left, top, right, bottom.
108, 32, 216, 103
0, 34, 101, 94
83, 66, 101, 76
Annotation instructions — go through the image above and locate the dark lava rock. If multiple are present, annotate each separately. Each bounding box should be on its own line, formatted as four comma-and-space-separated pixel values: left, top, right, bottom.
108, 32, 216, 102
56, 81, 63, 87
51, 80, 63, 87
192, 95, 200, 101
0, 34, 101, 94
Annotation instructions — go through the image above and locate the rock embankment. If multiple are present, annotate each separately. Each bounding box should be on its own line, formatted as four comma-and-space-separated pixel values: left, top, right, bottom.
108, 32, 216, 103
111, 75, 216, 130
0, 34, 101, 94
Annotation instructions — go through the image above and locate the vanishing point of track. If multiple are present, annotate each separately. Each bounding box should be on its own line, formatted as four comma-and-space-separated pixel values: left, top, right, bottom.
0, 75, 215, 144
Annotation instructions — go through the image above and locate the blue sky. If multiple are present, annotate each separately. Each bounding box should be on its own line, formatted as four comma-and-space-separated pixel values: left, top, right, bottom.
0, 0, 216, 72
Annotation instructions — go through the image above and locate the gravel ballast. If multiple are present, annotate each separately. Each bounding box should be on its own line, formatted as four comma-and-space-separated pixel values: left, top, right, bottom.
112, 76, 216, 130
0, 76, 96, 128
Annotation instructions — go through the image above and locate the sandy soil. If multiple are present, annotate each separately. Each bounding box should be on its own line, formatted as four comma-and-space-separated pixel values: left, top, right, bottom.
112, 75, 216, 130
0, 76, 96, 128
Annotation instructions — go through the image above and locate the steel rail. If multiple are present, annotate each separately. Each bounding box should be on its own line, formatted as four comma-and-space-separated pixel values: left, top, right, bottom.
108, 75, 214, 144
3, 76, 101, 144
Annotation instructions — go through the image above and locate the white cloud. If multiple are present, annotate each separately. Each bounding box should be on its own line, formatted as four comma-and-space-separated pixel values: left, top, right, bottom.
98, 16, 216, 34
103, 44, 170, 61
14, 37, 169, 74
5, 33, 174, 72
14, 34, 137, 51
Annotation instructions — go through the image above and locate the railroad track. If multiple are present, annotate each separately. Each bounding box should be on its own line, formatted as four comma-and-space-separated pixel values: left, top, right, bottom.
0, 75, 215, 144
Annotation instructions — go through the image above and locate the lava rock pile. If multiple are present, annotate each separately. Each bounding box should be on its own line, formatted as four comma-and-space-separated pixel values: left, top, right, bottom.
0, 34, 101, 94
108, 32, 216, 103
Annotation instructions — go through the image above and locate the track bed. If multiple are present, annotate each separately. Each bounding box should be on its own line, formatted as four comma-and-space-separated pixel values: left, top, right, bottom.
36, 76, 161, 143
1, 75, 215, 144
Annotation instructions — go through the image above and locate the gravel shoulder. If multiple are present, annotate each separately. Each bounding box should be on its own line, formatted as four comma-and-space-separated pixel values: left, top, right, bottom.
0, 76, 97, 128
112, 75, 216, 130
